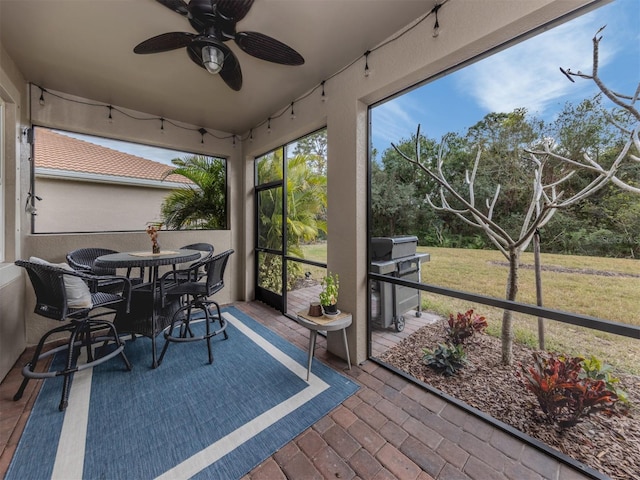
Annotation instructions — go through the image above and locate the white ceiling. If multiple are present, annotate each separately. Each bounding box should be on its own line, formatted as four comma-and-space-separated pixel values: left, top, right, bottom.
0, 0, 437, 135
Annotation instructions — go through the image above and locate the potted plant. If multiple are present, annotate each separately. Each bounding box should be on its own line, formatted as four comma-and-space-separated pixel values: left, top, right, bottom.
319, 272, 339, 315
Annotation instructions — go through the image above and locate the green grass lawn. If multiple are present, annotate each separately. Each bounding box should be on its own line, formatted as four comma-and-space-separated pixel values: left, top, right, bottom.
416, 247, 639, 374
301, 243, 640, 373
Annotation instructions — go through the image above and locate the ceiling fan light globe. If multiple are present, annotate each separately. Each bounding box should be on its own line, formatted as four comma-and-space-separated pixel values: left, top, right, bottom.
202, 45, 224, 74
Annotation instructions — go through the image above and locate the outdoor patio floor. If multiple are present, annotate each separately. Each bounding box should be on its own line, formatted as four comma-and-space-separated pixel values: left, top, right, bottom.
0, 300, 595, 480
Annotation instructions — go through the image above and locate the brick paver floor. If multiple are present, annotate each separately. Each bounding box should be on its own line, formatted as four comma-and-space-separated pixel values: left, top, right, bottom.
0, 301, 597, 480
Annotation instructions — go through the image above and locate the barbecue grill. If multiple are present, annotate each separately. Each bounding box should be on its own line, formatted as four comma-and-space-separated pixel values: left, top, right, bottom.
370, 236, 429, 332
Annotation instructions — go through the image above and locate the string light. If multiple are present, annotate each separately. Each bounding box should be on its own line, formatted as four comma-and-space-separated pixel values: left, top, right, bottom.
25, 191, 42, 215
232, 135, 237, 148
364, 51, 371, 77
30, 1, 448, 146
29, 83, 236, 144
257, 1, 447, 134
432, 3, 442, 38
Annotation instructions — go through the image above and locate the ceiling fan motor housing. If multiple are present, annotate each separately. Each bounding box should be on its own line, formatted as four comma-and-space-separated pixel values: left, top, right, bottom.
133, 0, 303, 91
187, 0, 238, 40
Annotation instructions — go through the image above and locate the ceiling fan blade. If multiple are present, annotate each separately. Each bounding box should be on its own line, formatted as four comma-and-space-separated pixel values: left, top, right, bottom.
186, 39, 242, 91
219, 49, 243, 91
235, 32, 304, 65
134, 32, 195, 54
155, 0, 189, 16
216, 0, 254, 22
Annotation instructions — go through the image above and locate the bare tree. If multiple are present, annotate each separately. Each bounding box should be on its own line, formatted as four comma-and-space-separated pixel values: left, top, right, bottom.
554, 26, 640, 193
393, 27, 639, 365
394, 129, 617, 364
529, 26, 640, 348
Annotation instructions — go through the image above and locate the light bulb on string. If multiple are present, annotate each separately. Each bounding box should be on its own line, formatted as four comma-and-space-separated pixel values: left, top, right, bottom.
290, 102, 296, 119
249, 129, 254, 142
160, 118, 165, 134
39, 88, 46, 106
432, 4, 442, 38
321, 81, 327, 102
107, 106, 113, 123
199, 128, 207, 144
364, 51, 371, 77
232, 135, 236, 148
267, 118, 271, 134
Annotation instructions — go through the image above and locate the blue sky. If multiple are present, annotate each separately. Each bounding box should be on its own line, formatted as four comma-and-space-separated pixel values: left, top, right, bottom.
371, 0, 640, 154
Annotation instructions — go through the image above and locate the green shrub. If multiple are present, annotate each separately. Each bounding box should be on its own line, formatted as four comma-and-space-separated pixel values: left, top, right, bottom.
580, 355, 629, 405
423, 343, 467, 376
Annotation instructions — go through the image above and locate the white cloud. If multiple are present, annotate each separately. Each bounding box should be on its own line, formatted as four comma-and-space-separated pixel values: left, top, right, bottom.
371, 0, 636, 151
371, 98, 423, 149
456, 7, 618, 117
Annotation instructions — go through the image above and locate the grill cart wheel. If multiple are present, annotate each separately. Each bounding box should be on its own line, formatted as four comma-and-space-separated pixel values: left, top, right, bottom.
395, 315, 405, 332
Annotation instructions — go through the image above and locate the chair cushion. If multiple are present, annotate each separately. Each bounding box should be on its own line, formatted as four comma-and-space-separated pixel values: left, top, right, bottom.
29, 256, 93, 308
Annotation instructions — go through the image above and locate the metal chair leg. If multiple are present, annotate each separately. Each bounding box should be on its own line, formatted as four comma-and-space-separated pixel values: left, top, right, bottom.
102, 321, 132, 371
13, 323, 72, 402
203, 302, 213, 364
59, 325, 82, 411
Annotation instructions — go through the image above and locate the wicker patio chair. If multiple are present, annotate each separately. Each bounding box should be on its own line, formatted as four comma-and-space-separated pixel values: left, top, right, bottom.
171, 242, 215, 282
157, 249, 234, 365
14, 259, 133, 411
67, 247, 144, 288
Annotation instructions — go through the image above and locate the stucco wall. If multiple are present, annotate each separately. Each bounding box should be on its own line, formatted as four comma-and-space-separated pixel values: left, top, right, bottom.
35, 177, 177, 233
0, 42, 28, 380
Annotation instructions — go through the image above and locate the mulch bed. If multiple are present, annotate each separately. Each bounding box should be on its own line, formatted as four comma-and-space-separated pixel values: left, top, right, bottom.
378, 321, 640, 480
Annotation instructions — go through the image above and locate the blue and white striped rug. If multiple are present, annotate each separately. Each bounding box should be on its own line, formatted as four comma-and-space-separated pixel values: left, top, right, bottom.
6, 306, 359, 479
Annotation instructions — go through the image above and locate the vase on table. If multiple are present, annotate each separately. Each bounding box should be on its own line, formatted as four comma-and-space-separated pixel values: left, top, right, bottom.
308, 302, 323, 317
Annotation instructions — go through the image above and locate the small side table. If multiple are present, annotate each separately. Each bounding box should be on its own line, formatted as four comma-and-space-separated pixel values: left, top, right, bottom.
296, 310, 352, 381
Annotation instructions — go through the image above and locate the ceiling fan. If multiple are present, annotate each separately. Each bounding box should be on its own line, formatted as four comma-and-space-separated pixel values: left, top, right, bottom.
134, 0, 305, 91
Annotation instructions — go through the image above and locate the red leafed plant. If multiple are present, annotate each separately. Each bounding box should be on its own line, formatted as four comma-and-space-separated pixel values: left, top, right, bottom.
446, 309, 488, 345
518, 352, 618, 429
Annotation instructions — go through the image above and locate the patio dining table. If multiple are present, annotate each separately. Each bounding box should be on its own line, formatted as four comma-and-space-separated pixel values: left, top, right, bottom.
95, 249, 201, 368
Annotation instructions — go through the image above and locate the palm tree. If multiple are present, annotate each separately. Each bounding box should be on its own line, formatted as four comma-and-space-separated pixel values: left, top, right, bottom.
160, 155, 226, 229
257, 152, 327, 291
257, 152, 327, 254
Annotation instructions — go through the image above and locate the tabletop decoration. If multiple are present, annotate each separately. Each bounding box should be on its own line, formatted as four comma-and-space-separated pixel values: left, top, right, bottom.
308, 302, 322, 317
146, 223, 162, 254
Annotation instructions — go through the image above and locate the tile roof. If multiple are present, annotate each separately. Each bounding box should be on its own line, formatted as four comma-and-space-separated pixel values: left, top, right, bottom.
34, 128, 192, 184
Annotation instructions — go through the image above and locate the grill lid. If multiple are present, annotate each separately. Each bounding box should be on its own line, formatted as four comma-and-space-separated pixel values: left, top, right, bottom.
371, 236, 418, 261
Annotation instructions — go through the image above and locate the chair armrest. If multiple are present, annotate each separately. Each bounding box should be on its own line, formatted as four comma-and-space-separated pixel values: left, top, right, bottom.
92, 274, 132, 306
69, 270, 133, 313
159, 260, 205, 305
